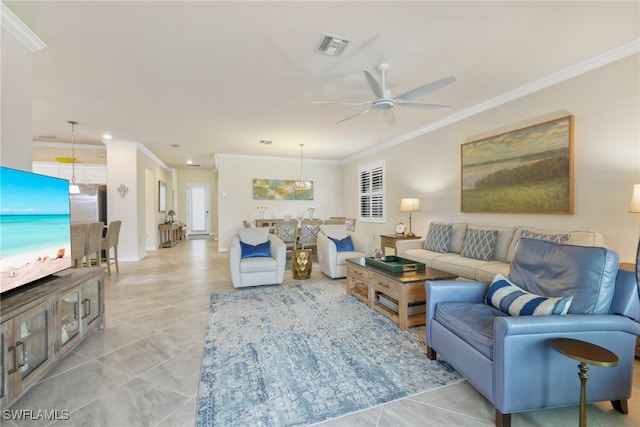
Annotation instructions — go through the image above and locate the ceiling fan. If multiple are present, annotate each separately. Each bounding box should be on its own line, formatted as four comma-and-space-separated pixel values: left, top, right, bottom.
313, 63, 456, 125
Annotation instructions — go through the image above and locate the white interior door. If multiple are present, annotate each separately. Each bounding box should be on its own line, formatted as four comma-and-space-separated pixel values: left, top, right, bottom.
187, 183, 210, 235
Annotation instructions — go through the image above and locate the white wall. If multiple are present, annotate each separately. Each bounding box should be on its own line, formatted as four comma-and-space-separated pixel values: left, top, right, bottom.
136, 144, 173, 255
217, 154, 343, 251
1, 27, 33, 170
104, 142, 140, 261
343, 55, 640, 263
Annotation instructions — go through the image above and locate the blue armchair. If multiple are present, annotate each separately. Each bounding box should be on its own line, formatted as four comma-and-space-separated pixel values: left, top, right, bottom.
425, 238, 640, 427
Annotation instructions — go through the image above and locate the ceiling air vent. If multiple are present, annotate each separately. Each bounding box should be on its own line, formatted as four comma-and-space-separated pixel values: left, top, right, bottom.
316, 33, 350, 57
186, 163, 201, 168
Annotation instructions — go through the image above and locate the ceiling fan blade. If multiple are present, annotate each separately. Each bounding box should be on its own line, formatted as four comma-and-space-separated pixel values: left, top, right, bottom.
383, 109, 396, 126
336, 108, 371, 124
394, 75, 457, 101
396, 102, 452, 111
312, 100, 371, 106
363, 70, 383, 98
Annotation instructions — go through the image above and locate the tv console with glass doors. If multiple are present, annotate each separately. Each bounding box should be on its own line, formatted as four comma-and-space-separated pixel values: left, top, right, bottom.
0, 268, 104, 408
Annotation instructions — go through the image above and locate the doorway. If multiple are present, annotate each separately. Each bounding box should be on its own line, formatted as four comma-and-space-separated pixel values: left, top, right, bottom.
187, 183, 210, 235
145, 169, 156, 250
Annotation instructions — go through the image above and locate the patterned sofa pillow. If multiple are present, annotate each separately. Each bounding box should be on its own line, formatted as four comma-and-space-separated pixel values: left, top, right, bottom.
424, 223, 452, 253
520, 229, 570, 244
485, 274, 573, 316
460, 227, 498, 261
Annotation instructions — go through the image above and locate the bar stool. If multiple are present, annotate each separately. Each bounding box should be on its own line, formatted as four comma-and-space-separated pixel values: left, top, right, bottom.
70, 223, 90, 268
85, 221, 104, 268
101, 220, 121, 276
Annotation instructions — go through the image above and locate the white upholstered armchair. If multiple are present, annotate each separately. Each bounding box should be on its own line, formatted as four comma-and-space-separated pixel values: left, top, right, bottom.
229, 228, 286, 288
317, 224, 373, 278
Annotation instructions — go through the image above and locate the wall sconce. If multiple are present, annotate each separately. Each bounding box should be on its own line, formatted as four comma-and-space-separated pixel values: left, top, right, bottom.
117, 184, 129, 198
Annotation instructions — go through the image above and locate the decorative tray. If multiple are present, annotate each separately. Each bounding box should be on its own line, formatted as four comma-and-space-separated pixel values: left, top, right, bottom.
365, 256, 425, 273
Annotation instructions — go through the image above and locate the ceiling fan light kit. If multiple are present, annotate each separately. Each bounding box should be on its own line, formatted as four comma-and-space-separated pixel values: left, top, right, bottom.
314, 62, 456, 125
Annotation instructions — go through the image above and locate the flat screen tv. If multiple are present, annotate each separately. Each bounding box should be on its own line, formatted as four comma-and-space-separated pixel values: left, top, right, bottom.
0, 166, 72, 294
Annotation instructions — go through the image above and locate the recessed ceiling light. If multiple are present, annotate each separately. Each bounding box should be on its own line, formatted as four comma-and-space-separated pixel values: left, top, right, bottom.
102, 134, 112, 140
187, 160, 193, 165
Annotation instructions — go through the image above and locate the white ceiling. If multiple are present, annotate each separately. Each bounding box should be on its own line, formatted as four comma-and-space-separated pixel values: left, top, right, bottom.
5, 1, 639, 169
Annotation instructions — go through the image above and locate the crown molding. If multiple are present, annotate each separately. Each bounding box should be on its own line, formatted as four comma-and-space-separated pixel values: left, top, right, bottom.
1, 3, 46, 52
101, 140, 173, 173
215, 152, 340, 165
33, 141, 106, 150
136, 142, 172, 172
342, 38, 640, 165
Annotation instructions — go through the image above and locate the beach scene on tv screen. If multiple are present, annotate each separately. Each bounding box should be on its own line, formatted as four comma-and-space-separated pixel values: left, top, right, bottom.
0, 168, 72, 293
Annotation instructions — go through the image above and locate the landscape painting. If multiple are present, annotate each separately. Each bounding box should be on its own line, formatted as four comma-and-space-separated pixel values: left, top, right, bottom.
253, 179, 313, 200
461, 116, 573, 214
274, 180, 295, 200
253, 179, 275, 200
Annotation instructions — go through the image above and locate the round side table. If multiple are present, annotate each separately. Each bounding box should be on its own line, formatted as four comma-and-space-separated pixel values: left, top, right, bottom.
551, 338, 619, 427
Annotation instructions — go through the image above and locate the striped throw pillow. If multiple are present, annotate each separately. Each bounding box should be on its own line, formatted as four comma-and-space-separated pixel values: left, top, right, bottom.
485, 274, 573, 316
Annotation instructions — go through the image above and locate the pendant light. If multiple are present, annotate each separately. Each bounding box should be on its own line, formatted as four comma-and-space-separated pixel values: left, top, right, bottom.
68, 120, 80, 194
293, 144, 311, 191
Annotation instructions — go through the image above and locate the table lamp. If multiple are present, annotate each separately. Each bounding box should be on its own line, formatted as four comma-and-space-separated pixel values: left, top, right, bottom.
629, 184, 640, 287
400, 198, 421, 237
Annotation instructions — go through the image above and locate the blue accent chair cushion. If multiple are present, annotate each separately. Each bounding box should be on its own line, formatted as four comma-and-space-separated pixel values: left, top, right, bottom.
240, 240, 271, 258
485, 274, 573, 316
328, 235, 355, 252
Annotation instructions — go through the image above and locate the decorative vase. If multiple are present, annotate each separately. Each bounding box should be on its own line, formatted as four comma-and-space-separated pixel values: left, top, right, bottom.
307, 208, 315, 219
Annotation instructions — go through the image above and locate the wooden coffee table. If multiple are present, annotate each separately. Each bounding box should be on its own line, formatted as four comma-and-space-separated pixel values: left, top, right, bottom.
346, 257, 456, 330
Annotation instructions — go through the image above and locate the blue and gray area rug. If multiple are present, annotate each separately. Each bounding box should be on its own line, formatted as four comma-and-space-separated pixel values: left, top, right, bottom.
196, 280, 461, 426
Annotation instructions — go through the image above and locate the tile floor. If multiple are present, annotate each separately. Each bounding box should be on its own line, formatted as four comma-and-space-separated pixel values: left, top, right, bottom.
3, 236, 639, 427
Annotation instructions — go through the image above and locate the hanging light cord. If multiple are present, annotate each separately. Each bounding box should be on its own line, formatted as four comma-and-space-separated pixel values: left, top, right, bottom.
68, 120, 78, 184
299, 144, 305, 181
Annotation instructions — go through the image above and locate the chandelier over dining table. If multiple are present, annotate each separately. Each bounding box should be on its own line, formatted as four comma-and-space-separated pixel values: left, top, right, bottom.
293, 144, 311, 191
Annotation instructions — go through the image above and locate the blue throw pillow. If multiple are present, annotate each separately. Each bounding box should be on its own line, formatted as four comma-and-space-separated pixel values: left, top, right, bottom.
485, 274, 573, 316
240, 240, 271, 258
328, 235, 355, 252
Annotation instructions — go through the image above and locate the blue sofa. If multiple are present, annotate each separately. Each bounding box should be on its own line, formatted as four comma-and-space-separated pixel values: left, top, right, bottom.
425, 238, 640, 427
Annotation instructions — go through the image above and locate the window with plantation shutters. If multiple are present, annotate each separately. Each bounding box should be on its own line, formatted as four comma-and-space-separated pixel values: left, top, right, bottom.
358, 160, 385, 223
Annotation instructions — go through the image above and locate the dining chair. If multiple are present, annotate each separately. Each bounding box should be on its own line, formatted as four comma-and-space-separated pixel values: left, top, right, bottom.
299, 219, 322, 255
101, 220, 122, 276
85, 221, 104, 268
324, 218, 346, 225
70, 223, 90, 268
273, 219, 298, 252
